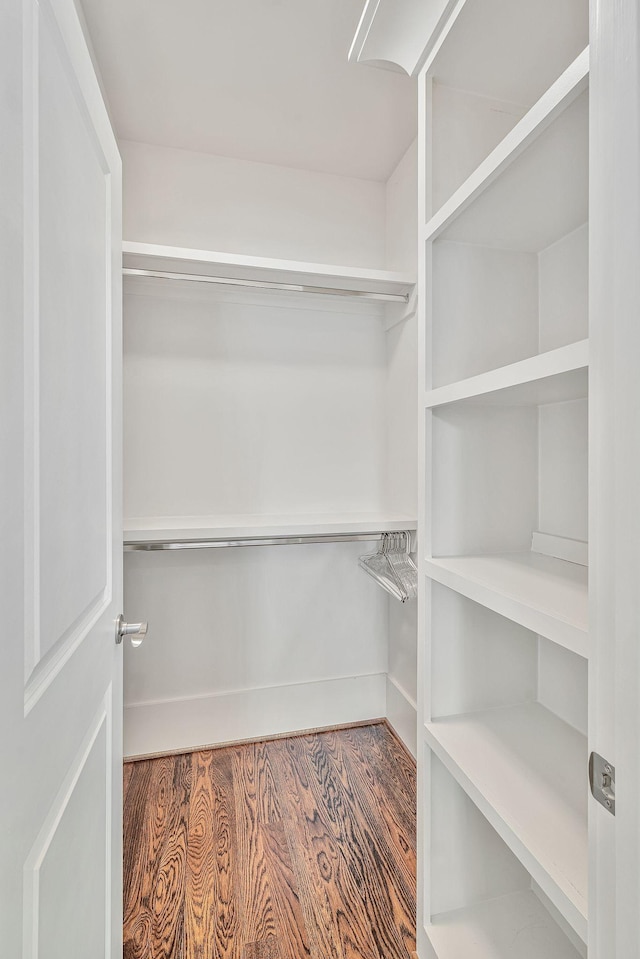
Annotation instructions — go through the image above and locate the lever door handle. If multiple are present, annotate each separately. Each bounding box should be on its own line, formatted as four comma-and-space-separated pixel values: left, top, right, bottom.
115, 614, 148, 647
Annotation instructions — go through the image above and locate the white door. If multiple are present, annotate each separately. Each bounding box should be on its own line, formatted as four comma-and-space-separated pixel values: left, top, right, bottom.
590, 0, 640, 955
0, 0, 123, 955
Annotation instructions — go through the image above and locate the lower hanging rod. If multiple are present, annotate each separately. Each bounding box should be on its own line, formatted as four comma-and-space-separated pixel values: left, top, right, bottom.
124, 532, 390, 551
123, 267, 409, 303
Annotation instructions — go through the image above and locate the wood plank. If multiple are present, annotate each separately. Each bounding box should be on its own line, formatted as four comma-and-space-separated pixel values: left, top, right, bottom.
123, 761, 134, 804
184, 751, 217, 959
267, 736, 377, 959
324, 727, 416, 880
232, 744, 281, 945
259, 821, 312, 959
243, 938, 284, 959
338, 724, 416, 863
354, 723, 417, 814
295, 733, 415, 959
123, 758, 170, 959
208, 748, 242, 959
150, 753, 192, 959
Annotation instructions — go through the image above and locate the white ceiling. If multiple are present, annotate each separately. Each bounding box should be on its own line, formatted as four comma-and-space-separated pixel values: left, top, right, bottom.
79, 0, 417, 182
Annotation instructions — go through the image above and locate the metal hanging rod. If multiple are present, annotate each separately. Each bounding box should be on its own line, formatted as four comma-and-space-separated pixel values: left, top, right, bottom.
124, 531, 397, 551
123, 267, 409, 303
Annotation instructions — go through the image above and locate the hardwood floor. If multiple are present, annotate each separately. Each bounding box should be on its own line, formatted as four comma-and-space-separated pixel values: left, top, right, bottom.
123, 723, 416, 959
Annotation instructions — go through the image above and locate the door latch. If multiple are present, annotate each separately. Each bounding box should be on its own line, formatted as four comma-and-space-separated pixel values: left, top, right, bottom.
589, 752, 615, 815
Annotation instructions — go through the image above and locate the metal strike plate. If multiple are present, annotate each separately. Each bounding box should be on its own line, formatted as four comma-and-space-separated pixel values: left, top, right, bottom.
589, 751, 615, 815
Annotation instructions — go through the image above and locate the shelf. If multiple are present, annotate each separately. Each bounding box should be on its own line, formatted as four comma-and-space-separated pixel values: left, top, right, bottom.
424, 552, 588, 657
122, 241, 415, 300
425, 340, 588, 408
423, 0, 588, 107
424, 80, 588, 253
425, 49, 589, 244
123, 512, 418, 546
426, 889, 584, 959
425, 702, 588, 942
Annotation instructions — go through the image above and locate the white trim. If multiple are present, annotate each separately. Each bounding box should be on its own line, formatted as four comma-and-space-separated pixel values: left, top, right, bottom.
386, 675, 417, 757
531, 531, 588, 567
124, 673, 387, 759
22, 0, 40, 685
125, 669, 387, 711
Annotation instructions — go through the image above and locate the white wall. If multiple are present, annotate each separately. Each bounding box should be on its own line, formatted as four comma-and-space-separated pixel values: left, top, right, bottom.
123, 544, 388, 757
384, 139, 419, 755
121, 139, 387, 268
123, 287, 388, 520
386, 139, 418, 275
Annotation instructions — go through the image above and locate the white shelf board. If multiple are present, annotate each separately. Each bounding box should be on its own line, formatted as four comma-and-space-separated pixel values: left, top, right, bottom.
425, 702, 588, 942
424, 552, 588, 657
122, 241, 415, 298
123, 512, 418, 545
423, 55, 589, 252
424, 49, 588, 244
423, 1, 588, 113
424, 340, 588, 408
426, 889, 584, 959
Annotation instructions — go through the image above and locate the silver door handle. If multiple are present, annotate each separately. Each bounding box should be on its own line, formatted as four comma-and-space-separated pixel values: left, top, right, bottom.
115, 614, 148, 647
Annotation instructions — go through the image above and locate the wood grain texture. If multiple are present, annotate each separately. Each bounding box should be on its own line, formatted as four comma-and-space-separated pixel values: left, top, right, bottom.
123, 723, 416, 959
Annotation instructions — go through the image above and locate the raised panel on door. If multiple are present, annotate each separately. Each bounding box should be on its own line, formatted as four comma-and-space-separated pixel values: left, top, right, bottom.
23, 0, 112, 707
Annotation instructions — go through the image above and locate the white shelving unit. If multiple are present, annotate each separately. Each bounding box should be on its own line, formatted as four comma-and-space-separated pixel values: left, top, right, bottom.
414, 0, 590, 956
426, 702, 588, 939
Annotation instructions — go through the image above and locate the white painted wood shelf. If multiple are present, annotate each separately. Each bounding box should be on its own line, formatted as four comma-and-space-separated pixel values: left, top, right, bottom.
424, 49, 589, 243
123, 512, 418, 546
425, 702, 588, 942
425, 340, 588, 409
424, 553, 588, 657
425, 889, 584, 959
122, 241, 415, 298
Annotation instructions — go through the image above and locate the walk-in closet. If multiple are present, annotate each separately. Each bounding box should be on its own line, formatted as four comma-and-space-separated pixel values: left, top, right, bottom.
4, 0, 640, 956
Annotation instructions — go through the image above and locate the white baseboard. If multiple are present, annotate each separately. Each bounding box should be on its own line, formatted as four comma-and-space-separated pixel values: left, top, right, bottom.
386, 675, 417, 758
124, 673, 386, 759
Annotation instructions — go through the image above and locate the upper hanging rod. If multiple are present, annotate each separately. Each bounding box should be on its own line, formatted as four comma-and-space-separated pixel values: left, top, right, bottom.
123, 267, 410, 303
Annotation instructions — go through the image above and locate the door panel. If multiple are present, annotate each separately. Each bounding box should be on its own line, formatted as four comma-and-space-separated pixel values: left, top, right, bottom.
0, 0, 122, 954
